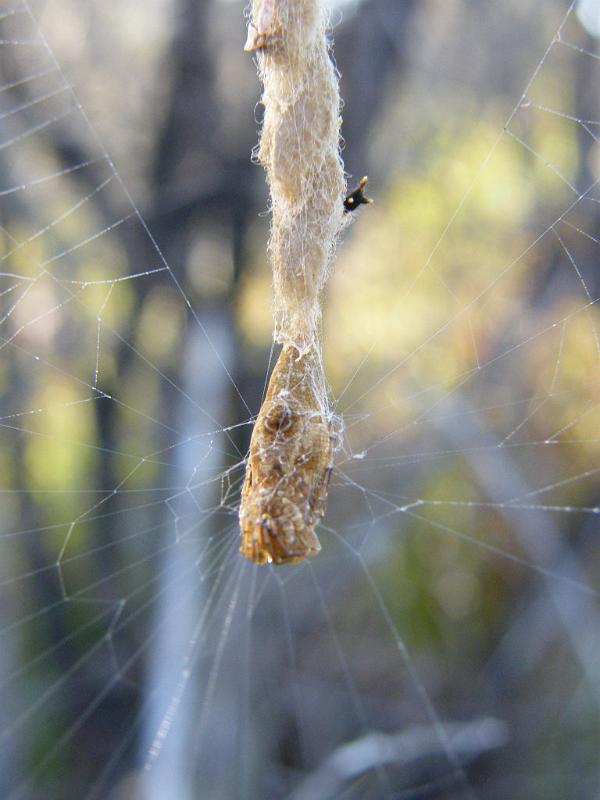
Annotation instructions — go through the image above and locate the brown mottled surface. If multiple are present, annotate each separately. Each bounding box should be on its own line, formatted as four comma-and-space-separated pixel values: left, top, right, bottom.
239, 345, 332, 564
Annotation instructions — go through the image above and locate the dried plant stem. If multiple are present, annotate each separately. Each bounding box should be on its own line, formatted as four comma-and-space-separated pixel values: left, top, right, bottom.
239, 0, 347, 564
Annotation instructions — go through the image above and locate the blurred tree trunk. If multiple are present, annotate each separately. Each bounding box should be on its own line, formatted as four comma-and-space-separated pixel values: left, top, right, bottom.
336, 0, 418, 180
139, 1, 258, 797
0, 343, 25, 797
0, 153, 76, 794
140, 315, 236, 800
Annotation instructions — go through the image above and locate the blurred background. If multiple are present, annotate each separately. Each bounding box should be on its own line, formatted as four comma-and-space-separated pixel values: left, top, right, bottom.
1, 0, 600, 798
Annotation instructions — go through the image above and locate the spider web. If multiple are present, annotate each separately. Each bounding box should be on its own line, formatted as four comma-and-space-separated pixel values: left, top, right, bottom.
1, 0, 600, 799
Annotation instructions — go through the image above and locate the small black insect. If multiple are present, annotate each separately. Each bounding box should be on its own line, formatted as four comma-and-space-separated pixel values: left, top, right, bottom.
344, 176, 373, 213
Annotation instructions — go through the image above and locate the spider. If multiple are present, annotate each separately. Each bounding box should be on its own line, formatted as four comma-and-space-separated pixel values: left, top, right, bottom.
344, 176, 373, 213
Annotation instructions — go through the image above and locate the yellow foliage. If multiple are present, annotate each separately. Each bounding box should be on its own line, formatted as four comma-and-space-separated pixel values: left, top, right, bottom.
23, 376, 98, 529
